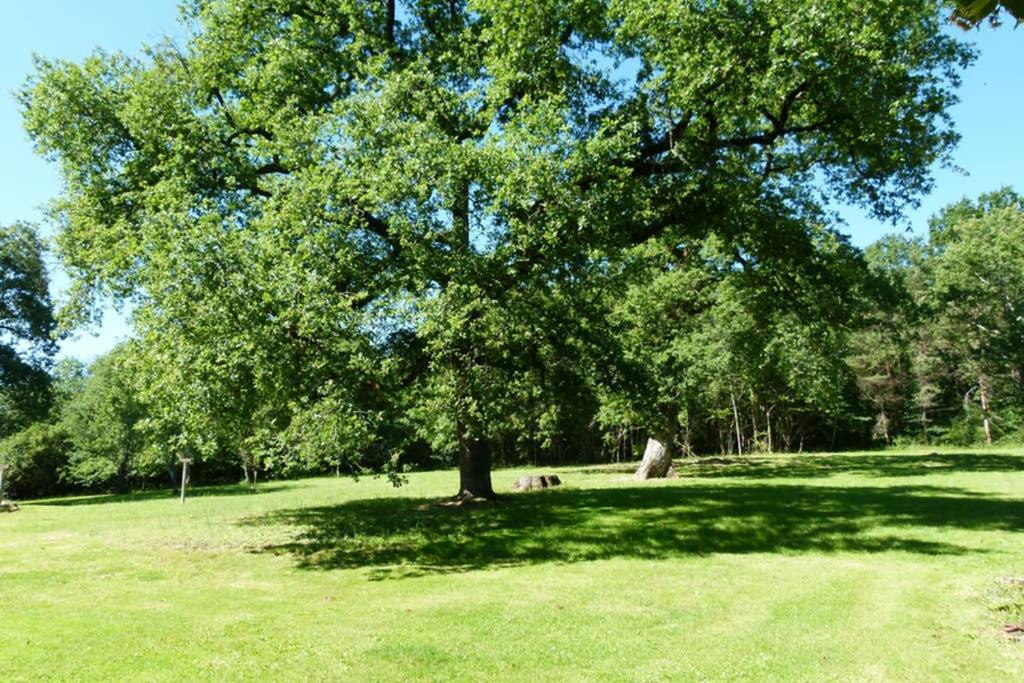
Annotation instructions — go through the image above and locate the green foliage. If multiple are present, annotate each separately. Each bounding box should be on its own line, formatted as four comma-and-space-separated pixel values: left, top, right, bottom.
49, 357, 87, 413
931, 205, 1024, 376
280, 382, 381, 477
951, 0, 1024, 28
853, 188, 1024, 447
603, 224, 867, 454
16, 0, 980, 475
0, 422, 70, 499
61, 347, 148, 490
0, 223, 57, 436
943, 410, 984, 446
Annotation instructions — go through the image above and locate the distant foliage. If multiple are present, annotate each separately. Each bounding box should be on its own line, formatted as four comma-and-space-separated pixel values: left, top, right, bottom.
0, 223, 57, 437
60, 347, 148, 491
856, 189, 1024, 446
0, 422, 70, 499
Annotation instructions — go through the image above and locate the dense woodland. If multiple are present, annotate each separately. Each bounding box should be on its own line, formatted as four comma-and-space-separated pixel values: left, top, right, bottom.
0, 0, 1021, 499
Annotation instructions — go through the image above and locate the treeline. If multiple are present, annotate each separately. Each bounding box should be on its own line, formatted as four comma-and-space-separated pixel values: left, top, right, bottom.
3, 190, 1022, 499
852, 189, 1024, 447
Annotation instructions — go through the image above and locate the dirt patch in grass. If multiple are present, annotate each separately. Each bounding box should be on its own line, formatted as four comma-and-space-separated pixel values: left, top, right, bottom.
993, 576, 1024, 641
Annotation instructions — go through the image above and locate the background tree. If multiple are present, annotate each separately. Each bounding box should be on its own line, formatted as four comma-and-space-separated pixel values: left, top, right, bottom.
856, 189, 1024, 446
0, 223, 57, 436
0, 422, 71, 499
849, 237, 921, 445
50, 357, 87, 413
61, 346, 147, 491
928, 201, 1024, 443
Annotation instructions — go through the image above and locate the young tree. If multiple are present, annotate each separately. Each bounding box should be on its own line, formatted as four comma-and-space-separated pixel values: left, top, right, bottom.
61, 347, 148, 491
848, 237, 922, 445
23, 0, 971, 495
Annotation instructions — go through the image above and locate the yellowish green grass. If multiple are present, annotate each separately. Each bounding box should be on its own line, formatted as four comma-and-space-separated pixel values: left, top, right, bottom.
2, 449, 1024, 681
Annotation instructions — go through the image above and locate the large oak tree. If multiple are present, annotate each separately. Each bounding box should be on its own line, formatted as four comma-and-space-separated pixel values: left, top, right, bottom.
22, 0, 971, 497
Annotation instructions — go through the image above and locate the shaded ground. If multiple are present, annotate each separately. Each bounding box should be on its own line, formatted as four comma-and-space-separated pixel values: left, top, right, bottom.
677, 451, 1024, 479
579, 451, 1024, 479
243, 455, 1024, 578
30, 481, 300, 507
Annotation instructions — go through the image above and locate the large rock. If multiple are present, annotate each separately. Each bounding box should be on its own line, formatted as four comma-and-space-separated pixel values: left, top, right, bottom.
511, 474, 562, 492
635, 437, 676, 479
0, 500, 19, 513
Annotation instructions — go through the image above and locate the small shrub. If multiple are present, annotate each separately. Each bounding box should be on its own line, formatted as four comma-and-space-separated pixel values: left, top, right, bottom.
941, 412, 983, 447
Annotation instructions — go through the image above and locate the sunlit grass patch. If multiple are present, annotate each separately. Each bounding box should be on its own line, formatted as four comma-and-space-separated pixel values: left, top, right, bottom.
2, 450, 1023, 680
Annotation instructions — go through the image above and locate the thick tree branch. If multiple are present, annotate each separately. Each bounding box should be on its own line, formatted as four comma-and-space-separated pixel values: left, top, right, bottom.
384, 0, 396, 44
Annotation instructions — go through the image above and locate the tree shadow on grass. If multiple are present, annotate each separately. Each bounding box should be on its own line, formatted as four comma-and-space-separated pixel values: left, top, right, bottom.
30, 482, 300, 507
655, 452, 1024, 480
241, 481, 1024, 580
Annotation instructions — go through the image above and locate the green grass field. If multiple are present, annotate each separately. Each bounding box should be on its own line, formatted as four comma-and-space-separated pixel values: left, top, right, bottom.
3, 449, 1024, 681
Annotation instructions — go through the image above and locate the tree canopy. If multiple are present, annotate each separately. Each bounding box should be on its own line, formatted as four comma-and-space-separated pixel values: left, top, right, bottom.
0, 223, 57, 436
18, 0, 977, 495
951, 0, 1023, 28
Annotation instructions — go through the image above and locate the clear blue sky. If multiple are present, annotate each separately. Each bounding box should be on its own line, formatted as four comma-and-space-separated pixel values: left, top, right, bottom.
1, 3, 1021, 361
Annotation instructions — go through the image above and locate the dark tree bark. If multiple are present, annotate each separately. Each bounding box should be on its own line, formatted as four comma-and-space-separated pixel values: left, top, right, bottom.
384, 0, 396, 44
456, 422, 495, 499
117, 453, 130, 493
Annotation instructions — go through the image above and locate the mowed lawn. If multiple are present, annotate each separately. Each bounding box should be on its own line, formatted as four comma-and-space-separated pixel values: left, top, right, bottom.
3, 450, 1024, 681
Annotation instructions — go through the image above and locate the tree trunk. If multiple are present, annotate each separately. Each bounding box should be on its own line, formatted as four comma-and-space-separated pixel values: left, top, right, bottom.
456, 422, 495, 499
384, 0, 396, 43
117, 454, 130, 493
979, 377, 993, 445
635, 437, 674, 479
749, 394, 759, 453
730, 392, 743, 456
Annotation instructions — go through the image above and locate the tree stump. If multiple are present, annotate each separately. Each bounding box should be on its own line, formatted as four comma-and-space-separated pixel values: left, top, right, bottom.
635, 438, 676, 479
511, 474, 562, 492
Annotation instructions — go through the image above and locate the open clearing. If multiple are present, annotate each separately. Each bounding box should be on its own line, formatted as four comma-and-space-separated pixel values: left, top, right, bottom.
3, 449, 1024, 681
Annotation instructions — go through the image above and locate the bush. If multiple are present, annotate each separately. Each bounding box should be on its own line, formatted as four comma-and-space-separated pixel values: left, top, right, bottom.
63, 454, 120, 490
0, 423, 71, 499
941, 411, 983, 447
